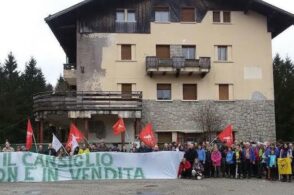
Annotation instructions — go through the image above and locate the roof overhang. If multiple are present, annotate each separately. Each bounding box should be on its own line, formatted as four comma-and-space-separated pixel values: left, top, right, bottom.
45, 0, 294, 60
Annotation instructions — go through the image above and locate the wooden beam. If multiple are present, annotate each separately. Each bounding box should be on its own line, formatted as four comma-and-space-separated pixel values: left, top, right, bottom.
244, 0, 254, 14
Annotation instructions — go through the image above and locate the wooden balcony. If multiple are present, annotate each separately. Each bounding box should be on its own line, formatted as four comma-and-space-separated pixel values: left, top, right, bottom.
63, 63, 76, 86
146, 56, 211, 77
33, 91, 143, 118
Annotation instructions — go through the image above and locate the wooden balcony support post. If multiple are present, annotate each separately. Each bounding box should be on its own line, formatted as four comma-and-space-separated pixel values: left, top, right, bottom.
39, 119, 44, 143
84, 118, 89, 139
121, 131, 126, 151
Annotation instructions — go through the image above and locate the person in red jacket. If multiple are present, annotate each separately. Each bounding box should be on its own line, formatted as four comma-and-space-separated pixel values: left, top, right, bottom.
178, 158, 192, 178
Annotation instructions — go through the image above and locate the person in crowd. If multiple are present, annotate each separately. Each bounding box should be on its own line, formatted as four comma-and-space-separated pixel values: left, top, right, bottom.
225, 147, 235, 178
137, 142, 152, 153
111, 144, 120, 152
178, 158, 192, 179
242, 142, 255, 178
38, 144, 45, 154
197, 144, 206, 166
192, 158, 204, 180
121, 145, 128, 152
16, 145, 22, 152
211, 144, 222, 178
78, 143, 90, 154
163, 143, 169, 151
267, 148, 277, 180
153, 145, 159, 152
184, 143, 197, 167
234, 144, 243, 179
57, 148, 66, 157
46, 144, 57, 156
220, 145, 227, 177
204, 145, 212, 178
2, 141, 15, 152
258, 144, 266, 178
280, 143, 292, 182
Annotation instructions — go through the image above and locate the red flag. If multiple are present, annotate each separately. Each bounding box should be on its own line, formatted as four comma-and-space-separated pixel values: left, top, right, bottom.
112, 118, 126, 136
139, 123, 157, 148
218, 124, 234, 146
26, 119, 33, 150
66, 123, 84, 148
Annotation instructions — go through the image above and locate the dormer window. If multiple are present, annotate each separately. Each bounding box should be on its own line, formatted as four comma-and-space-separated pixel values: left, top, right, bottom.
116, 9, 136, 23
213, 11, 231, 23
155, 7, 170, 22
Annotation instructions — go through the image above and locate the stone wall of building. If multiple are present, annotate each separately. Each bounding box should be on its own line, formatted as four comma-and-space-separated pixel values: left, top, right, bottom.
142, 100, 276, 142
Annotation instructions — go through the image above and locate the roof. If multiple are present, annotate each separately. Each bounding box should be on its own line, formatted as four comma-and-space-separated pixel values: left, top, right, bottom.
45, 0, 294, 60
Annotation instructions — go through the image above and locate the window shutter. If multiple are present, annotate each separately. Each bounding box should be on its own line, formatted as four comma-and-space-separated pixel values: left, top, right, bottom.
223, 11, 231, 23
156, 45, 170, 59
181, 8, 195, 22
183, 84, 197, 100
219, 84, 229, 100
121, 45, 132, 60
213, 11, 221, 22
157, 84, 171, 90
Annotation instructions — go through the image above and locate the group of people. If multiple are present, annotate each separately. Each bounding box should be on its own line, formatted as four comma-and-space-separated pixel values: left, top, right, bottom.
2, 139, 294, 182
178, 141, 294, 182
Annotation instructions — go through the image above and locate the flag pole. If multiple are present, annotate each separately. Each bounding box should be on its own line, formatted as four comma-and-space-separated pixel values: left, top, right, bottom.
32, 132, 38, 153
209, 137, 218, 145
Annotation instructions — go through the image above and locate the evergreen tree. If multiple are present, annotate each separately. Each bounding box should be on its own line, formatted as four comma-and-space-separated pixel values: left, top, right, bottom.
273, 54, 294, 141
55, 75, 70, 92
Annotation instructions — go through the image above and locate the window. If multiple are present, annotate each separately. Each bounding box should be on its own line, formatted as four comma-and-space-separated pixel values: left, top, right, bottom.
116, 9, 136, 22
181, 8, 195, 22
223, 11, 231, 23
156, 45, 170, 59
127, 10, 136, 22
116, 10, 125, 22
121, 45, 132, 60
121, 84, 132, 99
219, 84, 229, 100
213, 11, 221, 23
157, 84, 171, 100
155, 7, 170, 22
217, 46, 228, 61
183, 84, 197, 100
182, 46, 196, 59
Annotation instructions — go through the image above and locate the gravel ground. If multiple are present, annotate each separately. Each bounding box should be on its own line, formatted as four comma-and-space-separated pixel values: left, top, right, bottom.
0, 179, 294, 195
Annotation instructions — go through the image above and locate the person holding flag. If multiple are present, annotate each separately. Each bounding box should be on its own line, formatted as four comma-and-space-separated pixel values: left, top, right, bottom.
66, 123, 85, 149
26, 118, 38, 152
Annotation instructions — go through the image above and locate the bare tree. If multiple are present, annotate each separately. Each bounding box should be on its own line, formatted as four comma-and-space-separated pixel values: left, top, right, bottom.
197, 101, 223, 142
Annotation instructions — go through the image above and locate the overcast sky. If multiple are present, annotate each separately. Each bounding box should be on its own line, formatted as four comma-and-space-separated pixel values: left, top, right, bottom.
0, 0, 293, 86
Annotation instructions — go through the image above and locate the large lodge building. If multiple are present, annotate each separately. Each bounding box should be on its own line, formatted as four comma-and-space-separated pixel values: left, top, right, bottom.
33, 0, 294, 145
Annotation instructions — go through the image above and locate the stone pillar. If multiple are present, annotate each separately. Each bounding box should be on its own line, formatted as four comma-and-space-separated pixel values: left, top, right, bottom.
172, 132, 178, 143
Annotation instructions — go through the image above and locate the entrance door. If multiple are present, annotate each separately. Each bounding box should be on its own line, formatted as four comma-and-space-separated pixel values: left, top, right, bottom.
121, 84, 132, 99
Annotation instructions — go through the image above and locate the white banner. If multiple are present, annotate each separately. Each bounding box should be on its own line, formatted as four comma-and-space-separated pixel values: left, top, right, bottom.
0, 151, 184, 182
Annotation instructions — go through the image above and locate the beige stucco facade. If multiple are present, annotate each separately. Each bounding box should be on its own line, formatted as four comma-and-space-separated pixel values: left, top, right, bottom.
76, 10, 274, 101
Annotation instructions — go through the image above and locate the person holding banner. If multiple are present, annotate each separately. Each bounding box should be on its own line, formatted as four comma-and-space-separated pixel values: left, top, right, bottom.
279, 143, 292, 182
2, 141, 14, 152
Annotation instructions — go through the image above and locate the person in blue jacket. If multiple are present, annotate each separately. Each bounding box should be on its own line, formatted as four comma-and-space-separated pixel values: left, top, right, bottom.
242, 142, 255, 178
197, 144, 206, 166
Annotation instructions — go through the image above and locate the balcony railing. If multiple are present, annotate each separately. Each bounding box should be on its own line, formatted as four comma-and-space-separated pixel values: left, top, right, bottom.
115, 22, 137, 33
33, 91, 143, 113
63, 63, 77, 86
146, 56, 211, 77
64, 63, 76, 70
